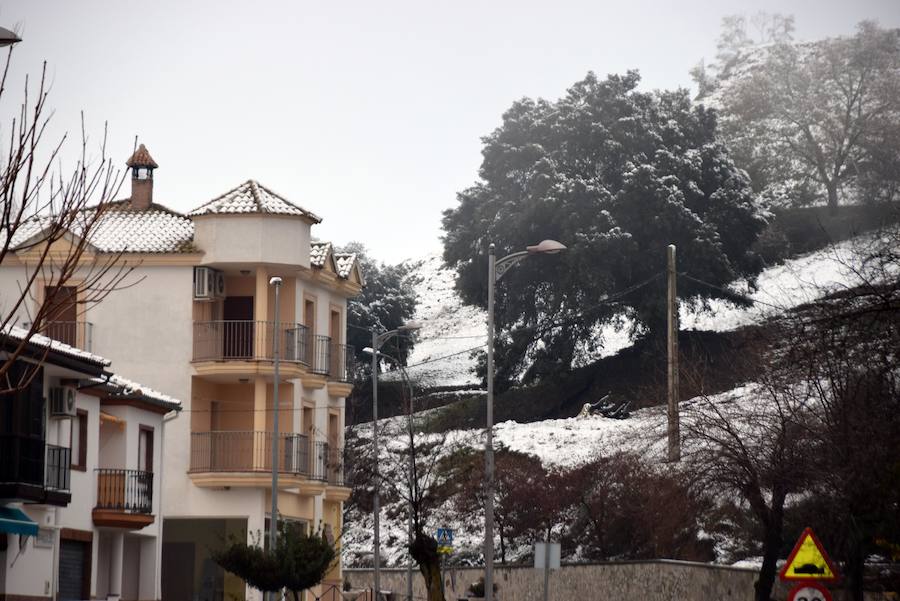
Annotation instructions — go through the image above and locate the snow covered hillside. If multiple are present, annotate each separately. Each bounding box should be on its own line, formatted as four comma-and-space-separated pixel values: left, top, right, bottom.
398, 237, 874, 389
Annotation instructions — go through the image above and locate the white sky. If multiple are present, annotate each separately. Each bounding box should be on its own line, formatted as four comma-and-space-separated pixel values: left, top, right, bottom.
2, 0, 898, 263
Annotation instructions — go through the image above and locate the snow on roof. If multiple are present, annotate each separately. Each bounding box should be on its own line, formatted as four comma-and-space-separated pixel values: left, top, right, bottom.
334, 253, 357, 279
6, 201, 195, 254
189, 180, 322, 222
88, 373, 182, 411
2, 325, 111, 366
310, 241, 331, 268
3, 325, 181, 409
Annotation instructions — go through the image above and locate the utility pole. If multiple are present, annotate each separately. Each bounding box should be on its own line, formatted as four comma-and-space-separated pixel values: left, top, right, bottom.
667, 245, 680, 462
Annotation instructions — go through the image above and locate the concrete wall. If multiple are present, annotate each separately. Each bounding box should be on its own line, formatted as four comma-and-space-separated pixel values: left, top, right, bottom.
193, 214, 311, 268
344, 561, 762, 601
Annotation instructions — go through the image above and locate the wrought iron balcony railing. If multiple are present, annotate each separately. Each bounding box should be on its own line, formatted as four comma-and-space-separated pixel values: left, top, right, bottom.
0, 435, 71, 492
192, 321, 310, 363
189, 431, 343, 485
95, 469, 153, 514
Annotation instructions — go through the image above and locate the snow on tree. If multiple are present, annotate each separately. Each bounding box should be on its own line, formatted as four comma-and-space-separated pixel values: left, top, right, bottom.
341, 242, 418, 369
704, 20, 900, 211
442, 71, 766, 385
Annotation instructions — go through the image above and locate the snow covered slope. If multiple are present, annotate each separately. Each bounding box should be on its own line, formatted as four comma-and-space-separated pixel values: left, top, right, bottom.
400, 237, 871, 388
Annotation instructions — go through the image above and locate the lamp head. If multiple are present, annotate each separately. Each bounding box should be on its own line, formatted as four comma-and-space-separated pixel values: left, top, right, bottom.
397, 321, 422, 331
0, 27, 21, 48
269, 276, 283, 286
526, 239, 566, 255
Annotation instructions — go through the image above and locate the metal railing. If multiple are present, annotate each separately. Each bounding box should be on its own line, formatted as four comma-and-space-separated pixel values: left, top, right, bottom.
190, 431, 313, 476
330, 343, 354, 383
0, 436, 71, 492
192, 321, 309, 363
189, 432, 343, 485
323, 443, 344, 486
23, 321, 93, 351
309, 335, 332, 375
95, 468, 153, 513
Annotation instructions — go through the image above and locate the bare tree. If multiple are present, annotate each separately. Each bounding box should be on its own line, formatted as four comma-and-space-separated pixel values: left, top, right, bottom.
721, 22, 900, 212
0, 50, 132, 391
682, 350, 816, 601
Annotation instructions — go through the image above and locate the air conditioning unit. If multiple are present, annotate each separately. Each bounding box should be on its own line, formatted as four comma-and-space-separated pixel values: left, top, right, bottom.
49, 386, 77, 418
194, 267, 226, 301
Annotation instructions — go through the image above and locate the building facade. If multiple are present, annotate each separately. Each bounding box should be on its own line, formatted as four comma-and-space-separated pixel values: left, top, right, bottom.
1, 146, 361, 601
0, 326, 182, 601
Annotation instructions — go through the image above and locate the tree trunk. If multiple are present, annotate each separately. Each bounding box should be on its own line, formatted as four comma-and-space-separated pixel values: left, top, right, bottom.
411, 533, 445, 601
755, 511, 784, 601
827, 182, 839, 215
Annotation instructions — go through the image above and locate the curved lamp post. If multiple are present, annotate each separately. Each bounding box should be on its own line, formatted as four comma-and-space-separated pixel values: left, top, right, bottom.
484, 240, 565, 601
362, 348, 416, 601
0, 27, 21, 47
371, 321, 421, 599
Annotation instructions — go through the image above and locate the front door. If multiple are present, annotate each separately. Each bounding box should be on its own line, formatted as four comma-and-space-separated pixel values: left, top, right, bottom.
222, 297, 253, 359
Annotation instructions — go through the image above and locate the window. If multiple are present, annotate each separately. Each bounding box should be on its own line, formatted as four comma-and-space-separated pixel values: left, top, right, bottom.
70, 410, 87, 471
138, 426, 154, 473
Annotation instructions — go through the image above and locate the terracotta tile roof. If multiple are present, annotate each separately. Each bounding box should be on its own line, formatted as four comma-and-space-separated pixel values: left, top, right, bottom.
87, 373, 182, 411
310, 241, 332, 268
6, 201, 195, 253
334, 253, 357, 279
189, 180, 322, 222
3, 324, 111, 366
125, 144, 158, 168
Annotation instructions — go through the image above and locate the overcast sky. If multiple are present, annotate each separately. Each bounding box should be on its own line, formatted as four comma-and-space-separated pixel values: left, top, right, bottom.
2, 0, 899, 263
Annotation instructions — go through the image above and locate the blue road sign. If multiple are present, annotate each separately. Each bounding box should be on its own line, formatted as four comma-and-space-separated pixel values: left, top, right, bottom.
436, 528, 454, 545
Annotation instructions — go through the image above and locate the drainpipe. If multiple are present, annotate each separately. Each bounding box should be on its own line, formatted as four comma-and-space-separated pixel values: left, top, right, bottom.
157, 409, 178, 600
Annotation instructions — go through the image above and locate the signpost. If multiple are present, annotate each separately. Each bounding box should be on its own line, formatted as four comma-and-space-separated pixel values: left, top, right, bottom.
436, 527, 454, 555
534, 541, 560, 601
780, 527, 840, 601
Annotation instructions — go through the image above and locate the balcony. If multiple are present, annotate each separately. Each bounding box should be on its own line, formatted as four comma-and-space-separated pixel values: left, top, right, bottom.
24, 321, 93, 351
92, 469, 154, 529
192, 321, 310, 379
0, 435, 71, 505
192, 321, 355, 390
188, 431, 343, 491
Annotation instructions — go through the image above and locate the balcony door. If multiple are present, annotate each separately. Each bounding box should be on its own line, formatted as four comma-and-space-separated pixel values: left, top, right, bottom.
43, 285, 77, 346
223, 296, 253, 359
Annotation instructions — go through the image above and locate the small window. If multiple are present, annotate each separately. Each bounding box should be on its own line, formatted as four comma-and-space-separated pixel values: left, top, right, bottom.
70, 410, 88, 471
139, 426, 154, 473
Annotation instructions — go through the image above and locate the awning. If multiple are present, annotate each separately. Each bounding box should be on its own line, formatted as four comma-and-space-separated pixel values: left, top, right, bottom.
100, 410, 126, 429
0, 506, 38, 537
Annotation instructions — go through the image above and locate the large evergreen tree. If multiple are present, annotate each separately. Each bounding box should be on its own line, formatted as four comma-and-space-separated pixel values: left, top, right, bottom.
442, 71, 766, 384
341, 242, 418, 369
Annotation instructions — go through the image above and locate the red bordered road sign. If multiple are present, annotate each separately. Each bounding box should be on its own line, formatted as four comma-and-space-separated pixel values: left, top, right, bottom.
787, 581, 832, 601
780, 527, 840, 582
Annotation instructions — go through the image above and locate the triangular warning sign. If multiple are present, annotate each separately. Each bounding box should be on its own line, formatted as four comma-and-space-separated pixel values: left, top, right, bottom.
780, 527, 840, 582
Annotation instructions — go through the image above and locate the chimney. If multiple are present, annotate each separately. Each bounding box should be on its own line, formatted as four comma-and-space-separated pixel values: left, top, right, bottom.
125, 144, 158, 210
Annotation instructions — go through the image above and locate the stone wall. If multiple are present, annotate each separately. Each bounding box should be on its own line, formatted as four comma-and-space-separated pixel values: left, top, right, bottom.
343, 560, 761, 601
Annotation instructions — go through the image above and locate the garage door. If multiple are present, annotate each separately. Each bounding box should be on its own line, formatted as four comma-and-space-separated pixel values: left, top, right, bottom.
58, 539, 90, 600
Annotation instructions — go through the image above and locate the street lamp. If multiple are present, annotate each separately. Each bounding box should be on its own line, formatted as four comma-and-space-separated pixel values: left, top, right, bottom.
371, 321, 421, 600
362, 348, 416, 601
0, 27, 21, 47
484, 240, 565, 601
268, 276, 283, 583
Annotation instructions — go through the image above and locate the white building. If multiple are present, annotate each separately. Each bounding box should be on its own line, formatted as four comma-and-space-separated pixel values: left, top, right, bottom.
0, 326, 182, 601
1, 144, 362, 601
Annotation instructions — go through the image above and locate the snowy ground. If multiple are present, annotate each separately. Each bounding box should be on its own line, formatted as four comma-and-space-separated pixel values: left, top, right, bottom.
399, 238, 871, 389
342, 386, 760, 567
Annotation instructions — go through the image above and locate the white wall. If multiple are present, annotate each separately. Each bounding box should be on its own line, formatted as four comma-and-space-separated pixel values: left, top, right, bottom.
0, 263, 28, 323
193, 214, 311, 268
